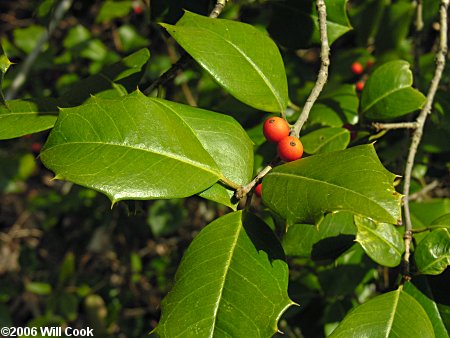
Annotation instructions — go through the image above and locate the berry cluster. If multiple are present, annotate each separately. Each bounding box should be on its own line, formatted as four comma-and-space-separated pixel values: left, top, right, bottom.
255, 117, 304, 197
351, 59, 375, 92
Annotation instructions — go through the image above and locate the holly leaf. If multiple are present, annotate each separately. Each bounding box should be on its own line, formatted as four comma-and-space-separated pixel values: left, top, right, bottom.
161, 11, 288, 113
354, 215, 404, 267
282, 211, 355, 259
330, 287, 434, 338
302, 127, 350, 154
268, 0, 352, 49
0, 99, 58, 140
154, 211, 294, 337
41, 91, 234, 202
146, 99, 253, 209
415, 228, 450, 275
360, 60, 426, 120
263, 144, 402, 225
404, 279, 450, 338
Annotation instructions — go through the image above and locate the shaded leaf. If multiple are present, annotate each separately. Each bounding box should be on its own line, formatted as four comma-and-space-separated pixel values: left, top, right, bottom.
96, 1, 132, 23
361, 60, 426, 120
59, 48, 150, 106
302, 127, 350, 154
404, 279, 450, 338
268, 0, 352, 49
354, 215, 404, 267
282, 211, 355, 258
330, 287, 434, 338
0, 98, 58, 140
41, 91, 223, 202
154, 211, 294, 337
263, 144, 402, 225
415, 229, 450, 275
161, 11, 288, 112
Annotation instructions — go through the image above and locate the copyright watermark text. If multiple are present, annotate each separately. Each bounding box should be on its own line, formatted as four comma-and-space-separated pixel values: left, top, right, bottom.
1, 326, 94, 337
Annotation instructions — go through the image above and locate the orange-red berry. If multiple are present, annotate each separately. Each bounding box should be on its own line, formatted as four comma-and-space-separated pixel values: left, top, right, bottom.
351, 62, 364, 75
356, 80, 365, 92
254, 183, 263, 197
133, 5, 143, 14
277, 136, 303, 162
263, 116, 290, 143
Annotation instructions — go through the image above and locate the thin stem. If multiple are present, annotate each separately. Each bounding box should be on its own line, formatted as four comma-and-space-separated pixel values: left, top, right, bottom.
235, 165, 273, 199
5, 0, 73, 100
143, 0, 228, 96
409, 179, 439, 201
411, 225, 449, 233
372, 122, 419, 131
291, 0, 330, 137
402, 0, 448, 277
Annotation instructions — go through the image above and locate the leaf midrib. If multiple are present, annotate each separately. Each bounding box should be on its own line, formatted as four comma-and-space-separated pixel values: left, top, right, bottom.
209, 217, 243, 337
171, 23, 285, 112
42, 141, 221, 178
271, 171, 392, 220
362, 84, 411, 114
385, 288, 401, 337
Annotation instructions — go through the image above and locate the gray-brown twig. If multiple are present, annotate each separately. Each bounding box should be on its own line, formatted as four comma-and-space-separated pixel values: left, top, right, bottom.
291, 0, 330, 137
372, 122, 419, 131
236, 0, 330, 199
402, 0, 448, 277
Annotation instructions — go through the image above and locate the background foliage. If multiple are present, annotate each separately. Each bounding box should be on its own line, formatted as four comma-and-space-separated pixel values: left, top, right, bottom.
0, 0, 449, 337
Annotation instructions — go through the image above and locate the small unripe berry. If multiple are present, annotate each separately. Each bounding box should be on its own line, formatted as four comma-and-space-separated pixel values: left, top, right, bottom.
263, 116, 290, 143
31, 142, 42, 153
278, 136, 303, 162
366, 59, 375, 68
356, 80, 365, 92
254, 183, 262, 197
351, 62, 364, 75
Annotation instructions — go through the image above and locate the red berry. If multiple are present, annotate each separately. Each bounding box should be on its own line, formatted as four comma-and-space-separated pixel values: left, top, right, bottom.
351, 62, 364, 75
277, 136, 303, 162
133, 5, 143, 14
263, 116, 290, 143
254, 183, 262, 197
31, 142, 42, 153
356, 81, 365, 92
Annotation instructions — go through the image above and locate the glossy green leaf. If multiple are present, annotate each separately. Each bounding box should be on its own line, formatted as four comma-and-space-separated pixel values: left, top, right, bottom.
268, 0, 352, 49
150, 99, 253, 209
263, 144, 402, 225
0, 99, 58, 140
354, 215, 404, 267
361, 60, 426, 120
411, 199, 450, 229
161, 11, 288, 113
0, 44, 12, 106
404, 279, 450, 338
154, 211, 294, 337
282, 211, 355, 258
431, 213, 450, 229
415, 229, 450, 275
41, 91, 223, 202
307, 84, 359, 127
330, 287, 435, 338
302, 127, 350, 154
59, 48, 150, 106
